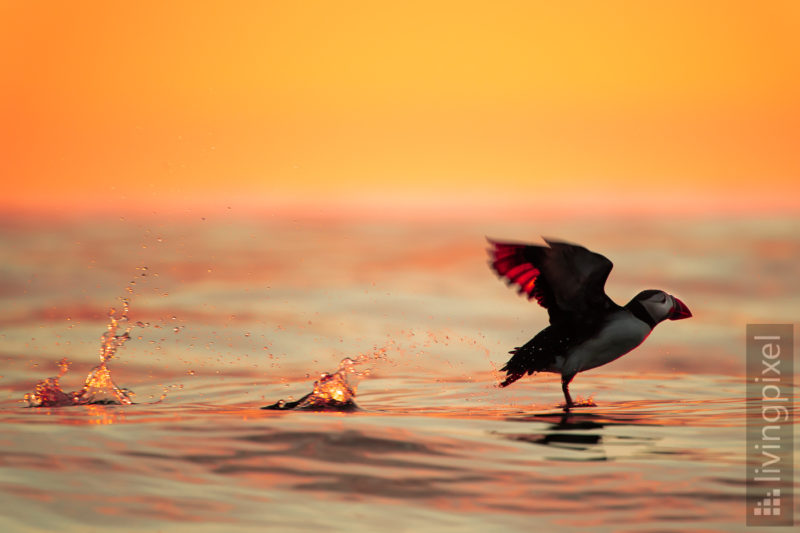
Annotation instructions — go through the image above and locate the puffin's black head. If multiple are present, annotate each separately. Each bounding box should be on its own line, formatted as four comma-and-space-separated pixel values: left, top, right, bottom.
632, 289, 692, 325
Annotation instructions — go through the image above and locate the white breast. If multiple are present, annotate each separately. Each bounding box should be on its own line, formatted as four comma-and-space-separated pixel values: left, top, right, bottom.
558, 311, 652, 375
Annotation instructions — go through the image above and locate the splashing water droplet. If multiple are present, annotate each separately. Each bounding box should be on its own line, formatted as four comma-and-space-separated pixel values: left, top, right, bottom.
57, 357, 71, 376
23, 358, 74, 407
24, 298, 138, 407
262, 349, 385, 411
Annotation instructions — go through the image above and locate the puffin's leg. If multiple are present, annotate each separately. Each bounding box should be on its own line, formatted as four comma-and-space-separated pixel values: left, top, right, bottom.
561, 373, 576, 410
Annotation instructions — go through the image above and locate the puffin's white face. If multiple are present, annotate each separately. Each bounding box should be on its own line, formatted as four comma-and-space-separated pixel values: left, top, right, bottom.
636, 289, 692, 323
640, 290, 674, 323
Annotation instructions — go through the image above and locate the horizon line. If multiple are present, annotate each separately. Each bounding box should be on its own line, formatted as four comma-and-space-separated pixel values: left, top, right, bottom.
1, 192, 799, 221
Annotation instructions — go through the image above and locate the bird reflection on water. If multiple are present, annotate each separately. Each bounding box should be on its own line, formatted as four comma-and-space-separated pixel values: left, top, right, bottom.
496, 405, 667, 459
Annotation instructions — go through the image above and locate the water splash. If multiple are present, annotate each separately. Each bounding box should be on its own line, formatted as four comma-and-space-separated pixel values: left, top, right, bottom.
24, 299, 136, 407
263, 352, 381, 412
22, 358, 74, 407
563, 396, 597, 409
573, 396, 597, 408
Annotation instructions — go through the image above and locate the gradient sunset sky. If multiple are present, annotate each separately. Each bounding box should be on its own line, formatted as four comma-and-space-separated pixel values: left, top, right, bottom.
1, 1, 798, 215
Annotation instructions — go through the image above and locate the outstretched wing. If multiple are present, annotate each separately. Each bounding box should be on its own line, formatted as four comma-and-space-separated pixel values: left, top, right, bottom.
487, 237, 616, 326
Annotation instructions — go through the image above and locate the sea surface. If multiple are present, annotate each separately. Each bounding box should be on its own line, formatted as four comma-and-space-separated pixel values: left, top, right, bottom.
1, 212, 798, 532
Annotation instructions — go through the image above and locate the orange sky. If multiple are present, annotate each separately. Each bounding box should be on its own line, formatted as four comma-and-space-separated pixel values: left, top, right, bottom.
1, 1, 799, 215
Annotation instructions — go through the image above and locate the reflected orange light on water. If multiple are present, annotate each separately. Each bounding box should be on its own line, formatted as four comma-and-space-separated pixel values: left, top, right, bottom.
83, 404, 126, 426
25, 404, 128, 426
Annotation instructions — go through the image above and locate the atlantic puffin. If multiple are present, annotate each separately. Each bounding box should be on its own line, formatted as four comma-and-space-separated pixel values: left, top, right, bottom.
488, 238, 692, 410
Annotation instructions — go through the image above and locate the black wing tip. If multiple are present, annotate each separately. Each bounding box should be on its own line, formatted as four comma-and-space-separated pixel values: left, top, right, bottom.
499, 350, 526, 387
499, 372, 523, 387
542, 236, 581, 248
485, 237, 501, 262
488, 236, 585, 252
486, 236, 512, 250
487, 236, 551, 247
